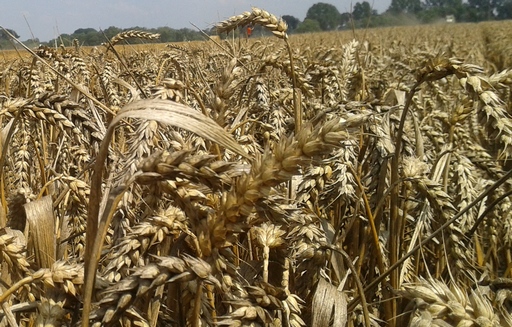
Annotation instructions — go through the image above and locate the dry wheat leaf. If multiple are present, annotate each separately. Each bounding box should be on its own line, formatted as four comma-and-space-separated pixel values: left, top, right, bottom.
311, 277, 348, 327
112, 99, 249, 159
24, 196, 56, 269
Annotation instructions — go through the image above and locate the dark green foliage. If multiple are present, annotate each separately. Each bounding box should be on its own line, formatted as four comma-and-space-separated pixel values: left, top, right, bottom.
299, 0, 511, 31
467, 0, 500, 20
305, 2, 341, 30
497, 0, 512, 19
385, 0, 512, 22
0, 28, 19, 40
389, 0, 422, 13
296, 19, 322, 33
45, 26, 205, 47
353, 1, 377, 20
282, 15, 301, 31
0, 28, 19, 49
367, 12, 420, 27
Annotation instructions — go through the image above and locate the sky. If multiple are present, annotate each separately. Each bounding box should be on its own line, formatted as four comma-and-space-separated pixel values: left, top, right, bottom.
0, 0, 392, 42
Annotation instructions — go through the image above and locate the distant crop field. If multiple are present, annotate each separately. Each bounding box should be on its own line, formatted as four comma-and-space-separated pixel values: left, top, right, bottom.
0, 10, 511, 327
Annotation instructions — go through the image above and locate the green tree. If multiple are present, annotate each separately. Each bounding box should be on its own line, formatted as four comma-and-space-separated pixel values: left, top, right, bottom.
44, 25, 203, 47
23, 38, 40, 48
282, 15, 301, 31
295, 19, 322, 33
155, 27, 173, 42
84, 31, 102, 46
425, 0, 461, 7
340, 12, 351, 27
103, 26, 123, 40
415, 0, 472, 22
353, 1, 374, 20
370, 11, 420, 26
388, 0, 422, 13
497, 0, 512, 19
467, 0, 501, 20
175, 28, 202, 41
305, 3, 341, 30
0, 28, 19, 40
73, 28, 97, 35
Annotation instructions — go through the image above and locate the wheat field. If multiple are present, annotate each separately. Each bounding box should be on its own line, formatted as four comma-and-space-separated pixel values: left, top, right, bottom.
0, 9, 512, 327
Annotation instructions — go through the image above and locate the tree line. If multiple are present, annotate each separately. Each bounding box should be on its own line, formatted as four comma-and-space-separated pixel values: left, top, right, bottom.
0, 26, 207, 49
388, 0, 512, 23
49, 26, 205, 47
288, 0, 512, 33
1, 1, 512, 49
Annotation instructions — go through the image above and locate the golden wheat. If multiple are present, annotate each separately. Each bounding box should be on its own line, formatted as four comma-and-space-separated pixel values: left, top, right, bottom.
1, 13, 512, 327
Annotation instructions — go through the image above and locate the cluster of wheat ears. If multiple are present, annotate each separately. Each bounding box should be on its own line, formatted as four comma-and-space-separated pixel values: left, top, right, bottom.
0, 7, 511, 327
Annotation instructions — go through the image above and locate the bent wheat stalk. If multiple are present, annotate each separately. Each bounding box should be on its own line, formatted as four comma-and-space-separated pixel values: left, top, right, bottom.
348, 166, 512, 311
82, 99, 248, 327
216, 8, 300, 131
